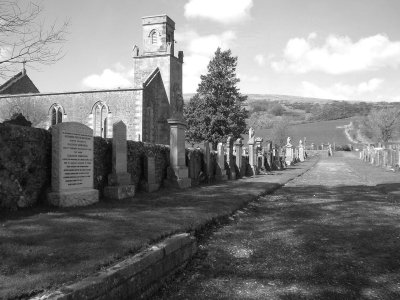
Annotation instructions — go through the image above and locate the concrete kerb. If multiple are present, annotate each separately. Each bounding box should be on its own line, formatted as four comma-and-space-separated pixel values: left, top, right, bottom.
32, 233, 196, 300
31, 157, 319, 300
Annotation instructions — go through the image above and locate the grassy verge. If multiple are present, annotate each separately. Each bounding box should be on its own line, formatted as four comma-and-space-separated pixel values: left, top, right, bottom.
0, 159, 316, 299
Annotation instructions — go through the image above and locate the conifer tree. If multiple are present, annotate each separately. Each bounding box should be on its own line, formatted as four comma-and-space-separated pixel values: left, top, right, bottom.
184, 48, 247, 148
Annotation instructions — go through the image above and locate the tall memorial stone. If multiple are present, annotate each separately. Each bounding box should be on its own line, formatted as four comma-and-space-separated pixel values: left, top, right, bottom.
145, 152, 160, 192
265, 140, 273, 170
299, 140, 305, 162
285, 137, 294, 166
248, 127, 257, 175
255, 137, 264, 171
104, 121, 136, 199
47, 122, 99, 207
235, 138, 244, 177
216, 142, 228, 181
203, 141, 213, 182
226, 135, 236, 180
166, 118, 191, 189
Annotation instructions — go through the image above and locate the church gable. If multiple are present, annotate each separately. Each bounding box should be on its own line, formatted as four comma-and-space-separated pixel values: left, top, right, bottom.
0, 70, 39, 95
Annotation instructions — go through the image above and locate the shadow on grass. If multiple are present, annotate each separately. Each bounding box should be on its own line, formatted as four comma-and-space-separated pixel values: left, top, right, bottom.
0, 178, 287, 300
156, 183, 400, 300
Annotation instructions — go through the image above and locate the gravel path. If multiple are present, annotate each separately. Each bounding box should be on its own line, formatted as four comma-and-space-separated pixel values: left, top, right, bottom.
156, 154, 400, 300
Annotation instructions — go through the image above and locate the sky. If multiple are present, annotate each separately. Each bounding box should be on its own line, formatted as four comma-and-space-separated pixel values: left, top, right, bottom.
6, 0, 400, 101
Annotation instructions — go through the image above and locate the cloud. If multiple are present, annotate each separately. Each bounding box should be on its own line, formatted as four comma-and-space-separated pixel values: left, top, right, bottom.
238, 73, 260, 82
254, 54, 265, 66
82, 64, 133, 89
177, 30, 237, 93
301, 78, 384, 100
271, 34, 400, 74
184, 0, 253, 24
187, 31, 236, 56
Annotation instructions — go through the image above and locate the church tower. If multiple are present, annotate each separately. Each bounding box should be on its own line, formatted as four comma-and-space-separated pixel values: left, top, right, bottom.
133, 15, 183, 107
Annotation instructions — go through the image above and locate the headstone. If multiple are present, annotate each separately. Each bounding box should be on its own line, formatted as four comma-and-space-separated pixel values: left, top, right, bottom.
285, 137, 294, 166
144, 152, 159, 192
265, 140, 273, 170
104, 121, 135, 199
203, 141, 212, 182
235, 138, 244, 177
299, 146, 305, 162
47, 122, 99, 207
248, 135, 257, 175
226, 135, 236, 180
216, 142, 228, 181
166, 119, 191, 188
188, 150, 201, 185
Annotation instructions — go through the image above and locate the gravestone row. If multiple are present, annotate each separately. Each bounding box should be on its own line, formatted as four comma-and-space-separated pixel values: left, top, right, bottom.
46, 122, 308, 207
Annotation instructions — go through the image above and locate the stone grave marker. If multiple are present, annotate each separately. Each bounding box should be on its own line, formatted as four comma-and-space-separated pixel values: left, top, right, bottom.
104, 121, 135, 199
235, 138, 244, 177
47, 122, 99, 207
203, 141, 212, 181
166, 118, 191, 188
216, 142, 228, 181
145, 152, 159, 192
227, 135, 236, 180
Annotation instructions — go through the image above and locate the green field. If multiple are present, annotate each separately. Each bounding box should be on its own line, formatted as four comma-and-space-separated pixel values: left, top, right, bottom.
247, 118, 354, 147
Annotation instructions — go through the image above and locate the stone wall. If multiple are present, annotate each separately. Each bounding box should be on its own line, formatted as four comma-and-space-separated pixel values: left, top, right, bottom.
0, 123, 170, 210
0, 89, 145, 141
0, 123, 51, 210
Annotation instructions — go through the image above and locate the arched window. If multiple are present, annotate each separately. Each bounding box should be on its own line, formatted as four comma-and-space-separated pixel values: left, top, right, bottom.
151, 31, 157, 44
48, 103, 65, 126
90, 101, 111, 138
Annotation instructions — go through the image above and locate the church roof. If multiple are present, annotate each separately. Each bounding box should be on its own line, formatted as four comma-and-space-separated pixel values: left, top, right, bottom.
0, 69, 39, 95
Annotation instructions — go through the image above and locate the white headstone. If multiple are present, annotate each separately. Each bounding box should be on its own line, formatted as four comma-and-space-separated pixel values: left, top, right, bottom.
47, 122, 98, 207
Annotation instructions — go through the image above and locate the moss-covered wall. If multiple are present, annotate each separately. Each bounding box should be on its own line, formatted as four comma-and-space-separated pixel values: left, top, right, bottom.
0, 124, 171, 210
0, 123, 51, 210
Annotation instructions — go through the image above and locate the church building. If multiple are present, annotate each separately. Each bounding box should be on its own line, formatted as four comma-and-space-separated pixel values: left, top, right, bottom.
0, 15, 183, 145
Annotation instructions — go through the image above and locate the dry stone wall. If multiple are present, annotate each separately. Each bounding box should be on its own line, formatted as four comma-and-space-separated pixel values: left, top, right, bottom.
0, 123, 170, 210
0, 123, 51, 210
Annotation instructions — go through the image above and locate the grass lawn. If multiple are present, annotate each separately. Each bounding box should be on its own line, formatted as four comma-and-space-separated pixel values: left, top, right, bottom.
0, 160, 315, 300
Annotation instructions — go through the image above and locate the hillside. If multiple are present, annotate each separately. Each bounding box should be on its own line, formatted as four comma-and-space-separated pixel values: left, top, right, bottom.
184, 93, 338, 103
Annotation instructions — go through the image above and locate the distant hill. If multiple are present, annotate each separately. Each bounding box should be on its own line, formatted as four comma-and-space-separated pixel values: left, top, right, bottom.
184, 93, 345, 104
246, 94, 336, 103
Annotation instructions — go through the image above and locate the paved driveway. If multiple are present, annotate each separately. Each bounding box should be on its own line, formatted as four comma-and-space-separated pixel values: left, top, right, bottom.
156, 154, 400, 300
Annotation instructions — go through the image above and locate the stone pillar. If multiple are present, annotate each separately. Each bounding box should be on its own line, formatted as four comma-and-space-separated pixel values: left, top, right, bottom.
166, 119, 191, 189
226, 135, 236, 180
216, 142, 228, 181
235, 138, 244, 177
104, 121, 136, 199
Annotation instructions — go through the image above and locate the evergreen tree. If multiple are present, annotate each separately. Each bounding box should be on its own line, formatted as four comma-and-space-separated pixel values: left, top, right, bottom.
184, 48, 247, 148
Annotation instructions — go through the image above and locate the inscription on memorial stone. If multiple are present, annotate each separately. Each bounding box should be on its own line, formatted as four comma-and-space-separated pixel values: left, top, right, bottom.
61, 131, 93, 189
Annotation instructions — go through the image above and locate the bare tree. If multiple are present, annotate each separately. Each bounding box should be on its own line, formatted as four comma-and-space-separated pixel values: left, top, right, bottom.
271, 117, 291, 147
361, 106, 400, 143
0, 96, 48, 126
0, 0, 69, 78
